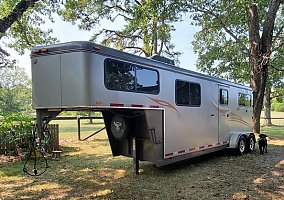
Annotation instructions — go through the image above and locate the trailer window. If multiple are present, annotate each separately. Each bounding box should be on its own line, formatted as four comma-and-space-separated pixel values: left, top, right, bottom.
104, 59, 159, 94
136, 67, 159, 93
238, 93, 251, 107
105, 59, 135, 91
220, 89, 228, 105
176, 80, 201, 106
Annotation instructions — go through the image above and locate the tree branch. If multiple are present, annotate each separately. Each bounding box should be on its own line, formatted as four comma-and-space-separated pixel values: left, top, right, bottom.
272, 41, 284, 53
120, 46, 149, 57
189, 4, 249, 53
269, 64, 284, 72
261, 0, 281, 53
272, 24, 284, 44
0, 0, 39, 40
16, 19, 31, 46
0, 47, 9, 56
135, 0, 142, 6
111, 13, 133, 21
92, 28, 143, 41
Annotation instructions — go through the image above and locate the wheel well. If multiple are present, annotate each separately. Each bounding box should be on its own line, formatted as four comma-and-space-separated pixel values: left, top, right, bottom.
228, 132, 254, 149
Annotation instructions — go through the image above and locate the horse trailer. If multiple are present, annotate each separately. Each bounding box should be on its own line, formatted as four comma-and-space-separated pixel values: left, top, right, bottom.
31, 41, 255, 174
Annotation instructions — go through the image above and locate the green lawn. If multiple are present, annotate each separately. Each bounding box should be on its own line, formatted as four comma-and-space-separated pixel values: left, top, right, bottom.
260, 111, 284, 139
0, 114, 283, 200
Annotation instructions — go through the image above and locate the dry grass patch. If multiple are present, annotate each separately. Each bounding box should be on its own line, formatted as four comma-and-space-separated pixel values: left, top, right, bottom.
0, 120, 283, 199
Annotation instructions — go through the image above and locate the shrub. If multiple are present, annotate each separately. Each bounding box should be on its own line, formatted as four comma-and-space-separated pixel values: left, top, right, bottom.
0, 115, 33, 155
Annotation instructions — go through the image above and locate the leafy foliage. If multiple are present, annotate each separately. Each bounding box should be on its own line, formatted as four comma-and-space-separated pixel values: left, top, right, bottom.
58, 0, 185, 62
0, 115, 33, 155
0, 66, 32, 116
0, 0, 58, 67
187, 0, 284, 133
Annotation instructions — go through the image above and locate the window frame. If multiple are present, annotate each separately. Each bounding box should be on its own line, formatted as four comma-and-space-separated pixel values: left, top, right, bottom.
175, 79, 201, 107
219, 89, 229, 105
238, 93, 251, 107
104, 58, 160, 95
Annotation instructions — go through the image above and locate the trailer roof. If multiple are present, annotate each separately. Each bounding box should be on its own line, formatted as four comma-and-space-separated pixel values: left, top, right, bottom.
31, 41, 251, 90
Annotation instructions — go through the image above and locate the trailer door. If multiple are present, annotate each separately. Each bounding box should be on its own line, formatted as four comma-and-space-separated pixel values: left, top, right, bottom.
218, 86, 230, 144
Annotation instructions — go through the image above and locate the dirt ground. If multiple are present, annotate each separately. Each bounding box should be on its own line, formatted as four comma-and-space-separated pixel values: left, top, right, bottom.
0, 135, 283, 200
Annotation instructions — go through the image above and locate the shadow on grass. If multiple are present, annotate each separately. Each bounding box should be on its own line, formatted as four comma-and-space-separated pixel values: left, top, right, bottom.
0, 143, 283, 199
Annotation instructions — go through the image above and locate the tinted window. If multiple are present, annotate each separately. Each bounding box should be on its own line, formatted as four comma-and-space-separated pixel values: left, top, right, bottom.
176, 80, 190, 105
176, 80, 201, 107
238, 93, 251, 107
190, 83, 201, 106
220, 89, 228, 105
105, 59, 159, 94
136, 67, 159, 94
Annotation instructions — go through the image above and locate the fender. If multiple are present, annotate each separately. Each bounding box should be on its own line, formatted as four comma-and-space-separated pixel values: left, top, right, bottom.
228, 132, 252, 149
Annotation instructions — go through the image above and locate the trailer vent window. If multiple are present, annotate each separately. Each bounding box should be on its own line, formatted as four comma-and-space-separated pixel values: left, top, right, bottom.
104, 59, 159, 94
175, 80, 201, 107
238, 93, 251, 107
220, 89, 228, 105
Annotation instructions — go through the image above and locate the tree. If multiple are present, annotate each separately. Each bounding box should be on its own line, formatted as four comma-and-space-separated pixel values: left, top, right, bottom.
0, 66, 32, 115
263, 65, 284, 126
0, 0, 58, 67
187, 0, 284, 133
58, 0, 185, 61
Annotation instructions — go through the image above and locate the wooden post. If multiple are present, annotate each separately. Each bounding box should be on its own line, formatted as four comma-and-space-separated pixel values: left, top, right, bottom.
132, 137, 139, 175
77, 116, 81, 141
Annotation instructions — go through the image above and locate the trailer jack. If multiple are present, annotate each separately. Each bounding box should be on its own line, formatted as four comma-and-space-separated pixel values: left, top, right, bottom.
23, 122, 50, 176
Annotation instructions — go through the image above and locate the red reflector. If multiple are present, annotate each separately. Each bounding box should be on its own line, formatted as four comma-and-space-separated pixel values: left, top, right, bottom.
110, 103, 124, 107
189, 148, 195, 151
149, 105, 159, 108
165, 153, 173, 157
33, 49, 40, 53
96, 101, 103, 105
199, 146, 205, 149
178, 150, 185, 154
131, 104, 143, 107
208, 144, 213, 147
41, 48, 48, 53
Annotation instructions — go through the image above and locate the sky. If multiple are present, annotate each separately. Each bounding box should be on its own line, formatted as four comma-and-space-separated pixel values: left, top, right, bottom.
6, 14, 200, 78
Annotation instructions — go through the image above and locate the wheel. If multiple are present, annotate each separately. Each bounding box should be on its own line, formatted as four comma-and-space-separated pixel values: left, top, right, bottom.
246, 135, 255, 152
237, 136, 246, 155
110, 115, 129, 141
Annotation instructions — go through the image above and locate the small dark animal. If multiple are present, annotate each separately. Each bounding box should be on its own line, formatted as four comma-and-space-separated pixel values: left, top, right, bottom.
258, 134, 268, 155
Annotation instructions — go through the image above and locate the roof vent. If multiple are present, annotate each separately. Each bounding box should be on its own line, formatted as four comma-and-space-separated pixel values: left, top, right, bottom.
150, 55, 175, 66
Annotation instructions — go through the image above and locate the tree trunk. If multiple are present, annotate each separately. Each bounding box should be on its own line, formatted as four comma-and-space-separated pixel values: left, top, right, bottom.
252, 65, 268, 134
248, 1, 280, 134
263, 87, 272, 126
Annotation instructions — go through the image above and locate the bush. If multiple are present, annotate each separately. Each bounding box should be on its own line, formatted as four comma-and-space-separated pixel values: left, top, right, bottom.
0, 115, 33, 155
271, 102, 284, 112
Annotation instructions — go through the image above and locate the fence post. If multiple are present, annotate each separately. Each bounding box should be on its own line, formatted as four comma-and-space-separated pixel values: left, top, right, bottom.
77, 116, 81, 141
47, 124, 59, 152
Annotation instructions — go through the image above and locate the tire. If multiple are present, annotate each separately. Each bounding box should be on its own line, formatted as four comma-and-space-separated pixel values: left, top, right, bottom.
246, 135, 255, 152
237, 136, 246, 155
110, 115, 129, 141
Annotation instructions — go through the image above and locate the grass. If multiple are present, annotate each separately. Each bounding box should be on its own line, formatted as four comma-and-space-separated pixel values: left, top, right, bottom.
0, 116, 284, 199
260, 111, 284, 127
260, 111, 284, 140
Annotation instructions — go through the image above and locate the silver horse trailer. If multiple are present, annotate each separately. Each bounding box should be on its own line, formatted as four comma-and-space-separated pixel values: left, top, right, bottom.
31, 41, 255, 174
